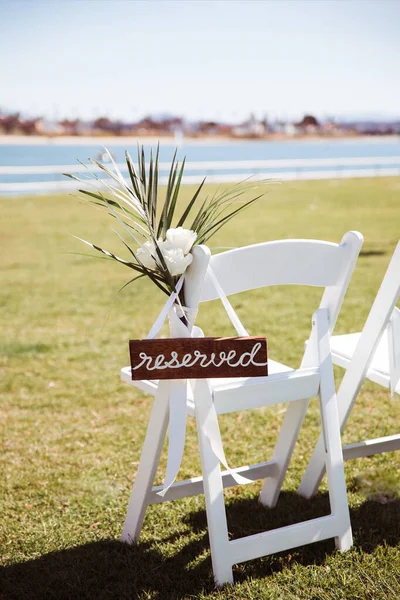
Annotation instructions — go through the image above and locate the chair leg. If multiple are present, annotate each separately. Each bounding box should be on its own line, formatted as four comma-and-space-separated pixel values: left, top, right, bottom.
322, 396, 353, 551
259, 397, 310, 508
194, 380, 233, 586
318, 384, 353, 550
297, 435, 326, 499
121, 381, 170, 544
298, 360, 362, 498
314, 310, 353, 551
260, 315, 320, 508
335, 527, 353, 551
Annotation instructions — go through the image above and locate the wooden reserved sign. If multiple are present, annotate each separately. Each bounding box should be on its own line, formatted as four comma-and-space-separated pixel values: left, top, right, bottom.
129, 336, 268, 380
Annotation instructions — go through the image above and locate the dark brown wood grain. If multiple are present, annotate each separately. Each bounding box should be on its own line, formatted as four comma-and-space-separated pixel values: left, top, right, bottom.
129, 336, 268, 380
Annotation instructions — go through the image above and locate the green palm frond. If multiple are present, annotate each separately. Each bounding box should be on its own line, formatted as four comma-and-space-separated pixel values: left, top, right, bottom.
67, 145, 270, 298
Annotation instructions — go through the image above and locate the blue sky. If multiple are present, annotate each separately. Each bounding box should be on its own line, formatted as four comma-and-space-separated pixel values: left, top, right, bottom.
1, 0, 399, 122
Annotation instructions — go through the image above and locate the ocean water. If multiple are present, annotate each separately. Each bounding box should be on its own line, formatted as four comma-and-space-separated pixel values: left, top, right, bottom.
1, 138, 400, 191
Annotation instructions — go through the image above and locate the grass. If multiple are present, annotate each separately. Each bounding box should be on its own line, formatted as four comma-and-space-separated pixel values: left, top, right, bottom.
1, 177, 400, 599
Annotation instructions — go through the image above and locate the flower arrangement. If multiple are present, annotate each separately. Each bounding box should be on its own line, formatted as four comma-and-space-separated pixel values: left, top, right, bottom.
66, 146, 266, 313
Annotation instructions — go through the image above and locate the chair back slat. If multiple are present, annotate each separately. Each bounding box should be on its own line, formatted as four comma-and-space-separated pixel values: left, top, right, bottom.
200, 236, 362, 301
196, 232, 363, 336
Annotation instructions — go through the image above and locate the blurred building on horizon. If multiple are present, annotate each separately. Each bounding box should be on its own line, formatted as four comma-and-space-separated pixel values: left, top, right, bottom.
1, 108, 400, 139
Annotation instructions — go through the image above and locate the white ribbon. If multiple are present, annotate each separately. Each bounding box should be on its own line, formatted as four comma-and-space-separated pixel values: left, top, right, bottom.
206, 265, 249, 337
157, 378, 189, 497
146, 274, 185, 340
191, 378, 253, 486
144, 266, 253, 496
155, 307, 193, 497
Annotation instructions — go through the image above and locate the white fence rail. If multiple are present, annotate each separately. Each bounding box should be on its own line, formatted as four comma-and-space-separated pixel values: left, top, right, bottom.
1, 157, 400, 194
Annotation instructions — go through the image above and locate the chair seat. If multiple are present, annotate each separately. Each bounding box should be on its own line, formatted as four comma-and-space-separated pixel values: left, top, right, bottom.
121, 359, 320, 415
330, 331, 391, 389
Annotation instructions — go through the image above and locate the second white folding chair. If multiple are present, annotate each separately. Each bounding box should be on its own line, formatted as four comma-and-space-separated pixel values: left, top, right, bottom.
120, 231, 363, 585
299, 241, 400, 499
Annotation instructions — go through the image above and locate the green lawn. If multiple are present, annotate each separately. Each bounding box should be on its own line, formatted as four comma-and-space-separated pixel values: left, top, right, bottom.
1, 177, 400, 599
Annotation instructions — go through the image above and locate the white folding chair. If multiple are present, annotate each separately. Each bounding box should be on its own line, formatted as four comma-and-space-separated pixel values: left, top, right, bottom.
299, 242, 400, 499
120, 231, 363, 585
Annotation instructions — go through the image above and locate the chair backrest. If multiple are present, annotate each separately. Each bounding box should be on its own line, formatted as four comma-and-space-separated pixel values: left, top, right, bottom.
187, 231, 363, 335
347, 241, 400, 396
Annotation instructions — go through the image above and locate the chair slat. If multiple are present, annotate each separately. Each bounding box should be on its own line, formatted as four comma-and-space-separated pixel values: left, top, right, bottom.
200, 239, 345, 301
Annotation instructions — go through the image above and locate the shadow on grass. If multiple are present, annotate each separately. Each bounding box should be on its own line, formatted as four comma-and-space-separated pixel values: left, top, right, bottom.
1, 492, 399, 600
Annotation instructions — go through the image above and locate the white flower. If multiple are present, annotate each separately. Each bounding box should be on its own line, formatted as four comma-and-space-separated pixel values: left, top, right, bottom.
136, 238, 193, 277
166, 227, 197, 255
136, 241, 157, 270
159, 241, 193, 276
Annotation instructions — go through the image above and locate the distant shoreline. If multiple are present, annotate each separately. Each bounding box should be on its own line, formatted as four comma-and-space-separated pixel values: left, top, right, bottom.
0, 134, 399, 146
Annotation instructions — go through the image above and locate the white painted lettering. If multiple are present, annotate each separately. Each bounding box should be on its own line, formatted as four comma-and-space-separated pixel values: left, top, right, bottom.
132, 343, 267, 372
